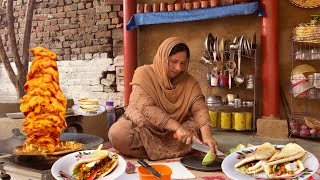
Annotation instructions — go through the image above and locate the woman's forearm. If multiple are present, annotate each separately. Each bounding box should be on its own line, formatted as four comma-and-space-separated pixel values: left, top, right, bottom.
200, 125, 213, 139
164, 118, 181, 131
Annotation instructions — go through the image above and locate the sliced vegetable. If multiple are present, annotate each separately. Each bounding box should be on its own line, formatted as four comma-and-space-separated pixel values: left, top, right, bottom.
202, 150, 216, 166
87, 170, 97, 180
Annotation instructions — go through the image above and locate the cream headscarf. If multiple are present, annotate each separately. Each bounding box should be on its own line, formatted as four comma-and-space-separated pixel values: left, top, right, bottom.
131, 37, 203, 123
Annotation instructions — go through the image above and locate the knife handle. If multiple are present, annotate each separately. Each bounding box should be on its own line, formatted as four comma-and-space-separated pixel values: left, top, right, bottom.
138, 159, 162, 179
173, 133, 179, 139
137, 159, 151, 168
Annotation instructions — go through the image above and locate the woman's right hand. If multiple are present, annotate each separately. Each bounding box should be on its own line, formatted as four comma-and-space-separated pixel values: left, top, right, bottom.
175, 126, 201, 145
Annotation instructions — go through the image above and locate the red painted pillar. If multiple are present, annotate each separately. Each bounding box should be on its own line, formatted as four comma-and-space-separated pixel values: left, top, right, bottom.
123, 0, 137, 106
260, 0, 279, 117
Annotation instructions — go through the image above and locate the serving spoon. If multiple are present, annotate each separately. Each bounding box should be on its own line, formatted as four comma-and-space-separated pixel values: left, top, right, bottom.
234, 36, 245, 86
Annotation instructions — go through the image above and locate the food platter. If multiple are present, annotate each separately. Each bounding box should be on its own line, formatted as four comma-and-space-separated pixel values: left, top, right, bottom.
222, 145, 319, 180
51, 150, 126, 180
72, 104, 105, 116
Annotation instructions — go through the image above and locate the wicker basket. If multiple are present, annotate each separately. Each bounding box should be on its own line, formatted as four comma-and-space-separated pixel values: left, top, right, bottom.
304, 116, 320, 130
290, 0, 320, 8
293, 23, 320, 43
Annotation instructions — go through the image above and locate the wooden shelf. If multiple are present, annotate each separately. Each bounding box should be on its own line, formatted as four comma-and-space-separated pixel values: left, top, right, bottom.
126, 1, 263, 30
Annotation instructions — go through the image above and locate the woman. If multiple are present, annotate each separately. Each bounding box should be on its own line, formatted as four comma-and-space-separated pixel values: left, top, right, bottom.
108, 37, 218, 160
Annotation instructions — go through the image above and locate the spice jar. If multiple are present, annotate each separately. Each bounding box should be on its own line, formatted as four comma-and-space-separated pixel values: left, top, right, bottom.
193, 1, 201, 9
174, 3, 183, 11
185, 2, 193, 10
201, 0, 209, 8
152, 3, 160, 12
136, 4, 144, 13
144, 4, 152, 13
160, 2, 168, 12
210, 0, 218, 7
167, 4, 174, 11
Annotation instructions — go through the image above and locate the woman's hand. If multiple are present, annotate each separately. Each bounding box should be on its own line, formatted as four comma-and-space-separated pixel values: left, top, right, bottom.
175, 126, 201, 145
200, 125, 218, 155
202, 136, 218, 155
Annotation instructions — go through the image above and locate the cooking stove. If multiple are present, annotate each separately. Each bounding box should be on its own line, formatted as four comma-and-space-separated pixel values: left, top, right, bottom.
0, 155, 54, 180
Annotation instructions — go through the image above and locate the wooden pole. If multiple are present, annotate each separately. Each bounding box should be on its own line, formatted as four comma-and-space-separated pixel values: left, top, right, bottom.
123, 0, 137, 106
260, 0, 279, 117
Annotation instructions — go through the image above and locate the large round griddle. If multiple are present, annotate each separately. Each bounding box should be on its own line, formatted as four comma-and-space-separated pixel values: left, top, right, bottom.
0, 132, 104, 155
0, 132, 104, 169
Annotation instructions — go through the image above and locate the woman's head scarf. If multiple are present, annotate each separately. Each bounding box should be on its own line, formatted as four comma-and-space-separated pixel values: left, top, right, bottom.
131, 37, 203, 123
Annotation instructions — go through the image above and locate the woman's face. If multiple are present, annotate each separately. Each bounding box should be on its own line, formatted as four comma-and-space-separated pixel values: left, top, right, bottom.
168, 51, 187, 79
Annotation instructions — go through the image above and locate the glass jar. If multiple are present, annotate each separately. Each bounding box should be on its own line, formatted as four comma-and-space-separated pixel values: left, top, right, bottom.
245, 75, 254, 89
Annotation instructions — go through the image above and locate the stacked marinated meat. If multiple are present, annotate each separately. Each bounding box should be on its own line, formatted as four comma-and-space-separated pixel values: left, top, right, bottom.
20, 47, 67, 153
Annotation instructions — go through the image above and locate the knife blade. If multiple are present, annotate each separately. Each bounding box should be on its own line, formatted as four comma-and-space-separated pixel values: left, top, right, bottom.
137, 159, 162, 179
191, 141, 224, 157
173, 133, 224, 156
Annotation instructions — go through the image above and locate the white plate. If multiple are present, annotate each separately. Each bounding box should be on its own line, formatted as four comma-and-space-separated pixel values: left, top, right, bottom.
222, 145, 319, 180
51, 150, 126, 180
6, 112, 24, 119
72, 104, 105, 116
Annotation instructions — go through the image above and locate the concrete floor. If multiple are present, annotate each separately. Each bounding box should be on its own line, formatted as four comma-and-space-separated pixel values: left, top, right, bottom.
213, 131, 320, 159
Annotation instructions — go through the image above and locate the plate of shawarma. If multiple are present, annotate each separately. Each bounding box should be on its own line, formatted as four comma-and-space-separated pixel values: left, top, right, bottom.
51, 148, 126, 180
222, 142, 319, 180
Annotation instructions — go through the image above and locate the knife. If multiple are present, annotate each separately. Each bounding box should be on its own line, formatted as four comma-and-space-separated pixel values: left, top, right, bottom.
137, 159, 162, 179
173, 133, 224, 156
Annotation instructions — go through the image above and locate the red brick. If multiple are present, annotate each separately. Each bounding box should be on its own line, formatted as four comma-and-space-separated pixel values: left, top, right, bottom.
111, 17, 120, 24
80, 21, 95, 27
50, 19, 58, 25
86, 3, 92, 8
109, 11, 117, 18
112, 5, 122, 11
66, 11, 77, 18
50, 25, 60, 31
118, 11, 123, 18
54, 12, 66, 18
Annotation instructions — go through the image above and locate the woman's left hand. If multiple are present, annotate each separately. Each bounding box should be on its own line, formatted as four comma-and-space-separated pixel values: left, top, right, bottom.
202, 136, 218, 155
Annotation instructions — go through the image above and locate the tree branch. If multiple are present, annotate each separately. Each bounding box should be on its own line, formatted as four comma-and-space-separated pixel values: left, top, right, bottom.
0, 35, 17, 85
21, 0, 36, 67
6, 0, 22, 71
0, 7, 4, 14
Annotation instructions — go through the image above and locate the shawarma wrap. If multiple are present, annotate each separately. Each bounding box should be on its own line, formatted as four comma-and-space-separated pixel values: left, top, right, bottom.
264, 159, 305, 178
234, 142, 276, 174
264, 143, 306, 178
72, 150, 118, 180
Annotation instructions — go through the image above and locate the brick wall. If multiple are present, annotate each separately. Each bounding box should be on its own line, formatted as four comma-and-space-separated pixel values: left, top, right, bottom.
0, 0, 124, 106
0, 54, 124, 106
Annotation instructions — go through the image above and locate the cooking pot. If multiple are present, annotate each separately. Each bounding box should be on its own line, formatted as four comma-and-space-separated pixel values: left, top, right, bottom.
206, 96, 223, 106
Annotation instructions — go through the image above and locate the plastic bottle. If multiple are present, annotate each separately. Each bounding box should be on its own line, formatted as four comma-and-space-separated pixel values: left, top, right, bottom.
106, 101, 116, 130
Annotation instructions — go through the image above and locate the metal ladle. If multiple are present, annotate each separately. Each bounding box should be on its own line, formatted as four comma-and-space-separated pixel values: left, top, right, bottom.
226, 36, 238, 89
234, 36, 245, 86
